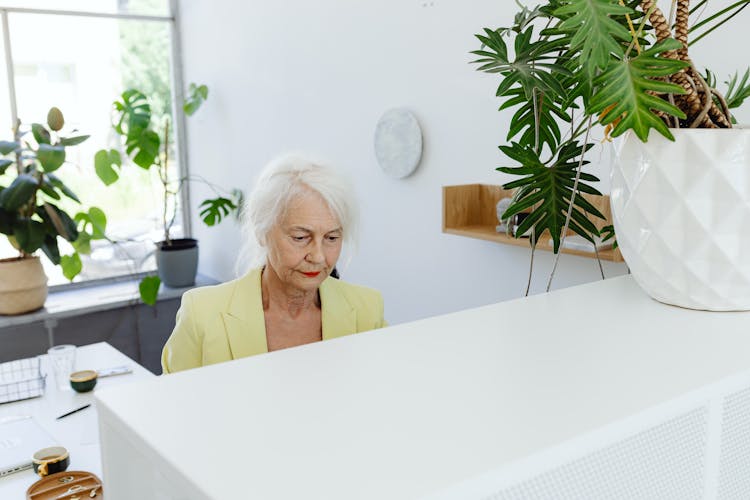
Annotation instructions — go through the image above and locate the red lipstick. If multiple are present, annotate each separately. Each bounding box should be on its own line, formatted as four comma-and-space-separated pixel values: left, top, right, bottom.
302, 271, 321, 278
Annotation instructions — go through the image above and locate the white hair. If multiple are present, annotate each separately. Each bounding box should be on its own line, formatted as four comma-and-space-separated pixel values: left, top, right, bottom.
235, 154, 359, 275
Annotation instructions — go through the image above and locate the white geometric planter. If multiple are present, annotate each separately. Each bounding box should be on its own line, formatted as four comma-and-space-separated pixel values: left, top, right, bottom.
611, 129, 750, 311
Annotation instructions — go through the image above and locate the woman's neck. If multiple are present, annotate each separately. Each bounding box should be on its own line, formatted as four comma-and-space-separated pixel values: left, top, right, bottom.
261, 266, 320, 318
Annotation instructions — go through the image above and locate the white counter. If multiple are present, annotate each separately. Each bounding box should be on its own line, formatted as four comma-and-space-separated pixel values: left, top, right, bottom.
96, 276, 750, 499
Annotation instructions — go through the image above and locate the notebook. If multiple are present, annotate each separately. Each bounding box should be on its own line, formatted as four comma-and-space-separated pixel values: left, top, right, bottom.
0, 416, 56, 477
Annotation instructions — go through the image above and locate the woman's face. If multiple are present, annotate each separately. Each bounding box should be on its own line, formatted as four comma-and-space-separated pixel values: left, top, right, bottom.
265, 189, 343, 292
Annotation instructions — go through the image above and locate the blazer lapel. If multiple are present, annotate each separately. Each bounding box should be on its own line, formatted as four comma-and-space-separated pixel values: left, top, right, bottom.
220, 268, 269, 359
320, 277, 357, 339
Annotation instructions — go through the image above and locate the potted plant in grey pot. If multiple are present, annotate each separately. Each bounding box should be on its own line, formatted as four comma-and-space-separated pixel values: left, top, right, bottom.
95, 84, 240, 305
472, 0, 750, 310
0, 108, 111, 314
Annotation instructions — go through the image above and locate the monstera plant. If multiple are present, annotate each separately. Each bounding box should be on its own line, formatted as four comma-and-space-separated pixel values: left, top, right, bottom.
0, 108, 109, 314
95, 84, 241, 305
472, 0, 750, 295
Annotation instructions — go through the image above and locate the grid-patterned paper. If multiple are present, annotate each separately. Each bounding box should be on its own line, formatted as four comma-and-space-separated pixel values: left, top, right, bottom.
0, 357, 46, 404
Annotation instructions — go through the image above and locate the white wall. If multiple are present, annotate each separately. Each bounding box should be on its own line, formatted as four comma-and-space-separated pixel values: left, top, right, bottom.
176, 0, 747, 324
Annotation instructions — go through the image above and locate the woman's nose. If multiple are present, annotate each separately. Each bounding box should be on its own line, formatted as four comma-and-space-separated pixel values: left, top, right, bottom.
306, 239, 325, 263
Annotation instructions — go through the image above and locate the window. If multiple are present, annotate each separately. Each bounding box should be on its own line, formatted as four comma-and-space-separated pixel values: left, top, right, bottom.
0, 0, 186, 286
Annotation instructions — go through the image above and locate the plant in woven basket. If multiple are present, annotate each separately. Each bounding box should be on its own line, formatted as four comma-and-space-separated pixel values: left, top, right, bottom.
0, 107, 108, 280
472, 0, 750, 292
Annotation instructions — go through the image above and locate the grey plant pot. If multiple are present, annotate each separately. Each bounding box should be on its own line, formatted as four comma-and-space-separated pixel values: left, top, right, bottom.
155, 238, 198, 288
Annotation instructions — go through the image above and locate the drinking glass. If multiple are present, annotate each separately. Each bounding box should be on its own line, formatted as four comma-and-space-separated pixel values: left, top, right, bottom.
47, 344, 76, 391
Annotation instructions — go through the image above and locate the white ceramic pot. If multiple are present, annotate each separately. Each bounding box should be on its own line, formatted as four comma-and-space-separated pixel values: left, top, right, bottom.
611, 128, 750, 310
0, 255, 48, 315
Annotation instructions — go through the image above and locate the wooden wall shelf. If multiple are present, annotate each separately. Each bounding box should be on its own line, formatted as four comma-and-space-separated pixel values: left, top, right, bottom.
442, 184, 624, 263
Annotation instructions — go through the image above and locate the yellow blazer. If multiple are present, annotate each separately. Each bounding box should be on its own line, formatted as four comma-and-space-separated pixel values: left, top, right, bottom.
161, 268, 385, 373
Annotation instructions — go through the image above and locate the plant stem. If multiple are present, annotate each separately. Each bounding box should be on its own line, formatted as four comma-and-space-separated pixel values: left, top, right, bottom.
162, 119, 171, 245
667, 86, 680, 127
620, 0, 642, 54
525, 228, 536, 297
711, 87, 732, 122
533, 88, 540, 154
689, 67, 714, 127
586, 210, 605, 280
546, 115, 593, 293
689, 0, 709, 14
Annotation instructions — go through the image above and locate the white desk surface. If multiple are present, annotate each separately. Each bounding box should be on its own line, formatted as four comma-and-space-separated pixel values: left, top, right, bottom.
96, 276, 750, 499
0, 342, 153, 498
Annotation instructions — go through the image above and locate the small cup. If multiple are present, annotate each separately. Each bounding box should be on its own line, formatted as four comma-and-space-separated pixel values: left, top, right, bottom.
32, 446, 70, 477
69, 370, 98, 393
48, 344, 76, 391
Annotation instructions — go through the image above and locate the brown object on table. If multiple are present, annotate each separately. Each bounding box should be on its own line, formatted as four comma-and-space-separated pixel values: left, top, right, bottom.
26, 470, 103, 499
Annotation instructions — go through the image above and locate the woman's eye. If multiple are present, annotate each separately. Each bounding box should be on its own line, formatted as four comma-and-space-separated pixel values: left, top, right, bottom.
291, 235, 307, 242
327, 235, 340, 242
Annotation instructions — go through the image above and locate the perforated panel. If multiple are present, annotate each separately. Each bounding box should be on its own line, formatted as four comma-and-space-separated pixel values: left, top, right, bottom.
485, 408, 709, 500
718, 386, 750, 499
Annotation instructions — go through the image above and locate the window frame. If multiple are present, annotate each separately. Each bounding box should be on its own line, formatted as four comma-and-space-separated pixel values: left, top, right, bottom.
0, 0, 193, 291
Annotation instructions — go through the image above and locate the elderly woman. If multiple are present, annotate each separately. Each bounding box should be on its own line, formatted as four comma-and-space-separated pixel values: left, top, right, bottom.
161, 155, 386, 373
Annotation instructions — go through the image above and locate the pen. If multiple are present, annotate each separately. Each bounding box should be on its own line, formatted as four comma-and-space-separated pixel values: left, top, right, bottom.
56, 404, 91, 420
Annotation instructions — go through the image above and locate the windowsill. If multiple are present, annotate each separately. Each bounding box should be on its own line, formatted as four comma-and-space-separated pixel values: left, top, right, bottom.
0, 274, 219, 329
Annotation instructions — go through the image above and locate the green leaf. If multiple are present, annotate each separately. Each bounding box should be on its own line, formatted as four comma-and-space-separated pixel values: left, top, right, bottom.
31, 123, 51, 145
502, 87, 570, 152
0, 158, 12, 175
113, 88, 151, 137
600, 224, 618, 249
41, 203, 78, 242
0, 173, 38, 210
0, 140, 19, 155
139, 276, 161, 306
199, 196, 237, 226
75, 207, 107, 240
554, 0, 633, 79
40, 234, 60, 264
183, 83, 209, 116
60, 253, 82, 281
126, 129, 160, 169
36, 144, 66, 172
0, 206, 12, 234
45, 174, 80, 203
723, 68, 750, 111
498, 140, 604, 252
71, 231, 91, 255
472, 26, 571, 100
59, 135, 89, 146
589, 38, 689, 141
88, 207, 107, 238
38, 180, 61, 200
94, 149, 122, 185
13, 218, 46, 254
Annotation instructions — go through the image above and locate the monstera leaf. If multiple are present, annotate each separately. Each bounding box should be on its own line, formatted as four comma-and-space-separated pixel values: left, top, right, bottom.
199, 197, 238, 226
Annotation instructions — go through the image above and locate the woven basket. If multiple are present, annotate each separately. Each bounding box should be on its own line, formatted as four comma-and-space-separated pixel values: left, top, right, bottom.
0, 256, 48, 315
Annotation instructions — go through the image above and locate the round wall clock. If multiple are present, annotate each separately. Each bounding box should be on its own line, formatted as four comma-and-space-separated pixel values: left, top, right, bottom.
373, 108, 423, 179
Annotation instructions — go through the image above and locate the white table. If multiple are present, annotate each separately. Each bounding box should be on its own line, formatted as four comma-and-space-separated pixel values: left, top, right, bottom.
0, 342, 153, 498
96, 276, 750, 499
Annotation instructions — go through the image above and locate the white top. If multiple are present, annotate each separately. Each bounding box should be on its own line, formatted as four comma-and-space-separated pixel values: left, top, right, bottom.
0, 343, 153, 498
95, 276, 750, 499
